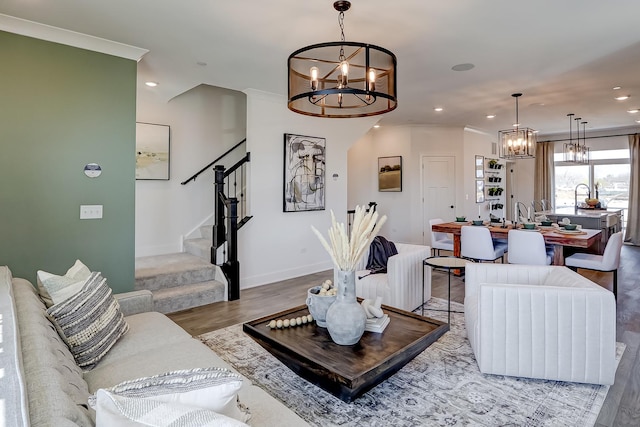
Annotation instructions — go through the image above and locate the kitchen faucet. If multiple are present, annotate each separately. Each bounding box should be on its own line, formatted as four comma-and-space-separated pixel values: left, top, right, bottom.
574, 183, 591, 212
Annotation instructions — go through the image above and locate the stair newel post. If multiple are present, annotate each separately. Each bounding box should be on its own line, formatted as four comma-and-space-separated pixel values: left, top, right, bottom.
212, 165, 226, 265
225, 197, 240, 301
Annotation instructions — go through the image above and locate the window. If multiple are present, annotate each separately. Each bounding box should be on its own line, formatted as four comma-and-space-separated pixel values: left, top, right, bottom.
554, 148, 630, 229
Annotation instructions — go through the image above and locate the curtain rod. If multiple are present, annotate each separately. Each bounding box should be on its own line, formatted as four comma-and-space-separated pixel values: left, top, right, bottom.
538, 132, 638, 144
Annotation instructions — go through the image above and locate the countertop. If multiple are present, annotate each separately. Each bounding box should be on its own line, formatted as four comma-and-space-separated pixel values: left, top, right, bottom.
545, 207, 622, 218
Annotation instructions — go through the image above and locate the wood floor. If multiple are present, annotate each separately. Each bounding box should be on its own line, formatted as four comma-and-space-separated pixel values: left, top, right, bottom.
169, 244, 640, 427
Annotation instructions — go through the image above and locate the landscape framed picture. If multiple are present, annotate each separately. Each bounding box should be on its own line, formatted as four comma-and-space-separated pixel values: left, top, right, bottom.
378, 156, 402, 192
136, 122, 170, 180
283, 133, 326, 212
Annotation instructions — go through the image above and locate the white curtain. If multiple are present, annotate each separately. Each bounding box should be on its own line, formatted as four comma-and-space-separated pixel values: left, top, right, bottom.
534, 142, 554, 208
625, 134, 640, 245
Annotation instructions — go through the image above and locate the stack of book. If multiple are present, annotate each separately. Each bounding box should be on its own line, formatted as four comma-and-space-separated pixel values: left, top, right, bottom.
365, 314, 390, 333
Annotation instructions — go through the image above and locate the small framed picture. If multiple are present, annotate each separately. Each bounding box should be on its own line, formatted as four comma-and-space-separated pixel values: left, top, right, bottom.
476, 180, 485, 203
475, 155, 484, 179
378, 156, 402, 192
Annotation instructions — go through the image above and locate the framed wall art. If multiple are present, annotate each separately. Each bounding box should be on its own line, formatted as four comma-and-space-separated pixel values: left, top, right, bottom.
475, 155, 484, 179
378, 156, 402, 192
476, 180, 485, 203
283, 133, 326, 212
136, 122, 170, 180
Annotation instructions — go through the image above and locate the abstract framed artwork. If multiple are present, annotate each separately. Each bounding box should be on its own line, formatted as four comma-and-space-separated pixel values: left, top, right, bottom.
378, 156, 402, 192
283, 133, 326, 212
136, 122, 170, 180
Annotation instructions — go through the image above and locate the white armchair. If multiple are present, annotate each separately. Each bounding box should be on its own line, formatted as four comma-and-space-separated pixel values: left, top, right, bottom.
464, 263, 617, 385
355, 243, 430, 312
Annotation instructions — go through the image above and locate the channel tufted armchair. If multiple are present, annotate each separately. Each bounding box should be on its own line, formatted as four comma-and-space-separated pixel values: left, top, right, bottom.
355, 243, 431, 312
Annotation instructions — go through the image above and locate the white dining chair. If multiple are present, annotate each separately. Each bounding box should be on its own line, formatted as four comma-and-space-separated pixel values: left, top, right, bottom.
429, 218, 454, 256
565, 231, 623, 298
461, 226, 506, 263
507, 229, 552, 265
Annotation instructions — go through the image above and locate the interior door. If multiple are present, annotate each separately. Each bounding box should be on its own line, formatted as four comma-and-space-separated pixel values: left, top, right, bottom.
422, 156, 456, 245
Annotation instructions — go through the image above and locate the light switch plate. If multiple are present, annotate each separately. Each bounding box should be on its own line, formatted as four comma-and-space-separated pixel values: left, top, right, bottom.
80, 205, 103, 219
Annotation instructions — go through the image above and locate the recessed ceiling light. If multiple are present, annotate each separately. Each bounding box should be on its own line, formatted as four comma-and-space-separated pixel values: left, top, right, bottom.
145, 81, 158, 87
373, 124, 380, 128
451, 63, 475, 72
613, 86, 621, 90
627, 109, 639, 113
434, 107, 443, 112
615, 95, 629, 101
486, 115, 495, 119
636, 120, 640, 123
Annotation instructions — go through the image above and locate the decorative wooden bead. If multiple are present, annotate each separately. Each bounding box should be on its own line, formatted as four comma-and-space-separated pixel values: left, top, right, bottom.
276, 319, 283, 328
307, 314, 313, 322
295, 317, 302, 325
301, 316, 308, 324
283, 319, 290, 327
268, 320, 277, 329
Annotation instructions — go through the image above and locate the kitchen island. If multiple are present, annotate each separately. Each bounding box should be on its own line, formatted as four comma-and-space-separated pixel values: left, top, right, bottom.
540, 207, 622, 253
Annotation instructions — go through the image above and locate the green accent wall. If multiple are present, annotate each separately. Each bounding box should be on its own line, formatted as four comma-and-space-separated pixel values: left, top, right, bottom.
0, 31, 136, 292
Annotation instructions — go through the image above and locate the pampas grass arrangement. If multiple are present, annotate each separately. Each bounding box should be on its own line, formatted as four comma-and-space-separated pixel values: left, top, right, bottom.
311, 205, 387, 271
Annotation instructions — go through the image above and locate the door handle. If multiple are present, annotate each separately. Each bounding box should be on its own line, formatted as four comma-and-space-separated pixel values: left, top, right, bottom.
450, 205, 454, 209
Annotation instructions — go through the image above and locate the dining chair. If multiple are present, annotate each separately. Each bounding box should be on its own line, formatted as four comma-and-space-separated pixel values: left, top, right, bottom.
428, 218, 454, 256
461, 226, 506, 263
507, 229, 552, 265
565, 231, 623, 298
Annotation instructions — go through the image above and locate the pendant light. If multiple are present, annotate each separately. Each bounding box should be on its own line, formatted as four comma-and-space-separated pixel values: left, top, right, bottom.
498, 93, 537, 159
563, 113, 577, 162
287, 1, 397, 118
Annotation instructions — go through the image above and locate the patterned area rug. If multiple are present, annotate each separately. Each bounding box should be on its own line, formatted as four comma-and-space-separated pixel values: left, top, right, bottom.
199, 298, 624, 427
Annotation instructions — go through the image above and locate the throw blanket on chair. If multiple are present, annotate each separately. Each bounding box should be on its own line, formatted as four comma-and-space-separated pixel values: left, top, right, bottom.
360, 236, 398, 279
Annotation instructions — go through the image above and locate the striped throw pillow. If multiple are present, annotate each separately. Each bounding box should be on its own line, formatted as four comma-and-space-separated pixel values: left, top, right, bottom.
46, 272, 129, 370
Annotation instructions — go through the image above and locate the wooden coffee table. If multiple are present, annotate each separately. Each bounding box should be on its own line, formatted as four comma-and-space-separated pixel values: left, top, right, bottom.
243, 304, 448, 402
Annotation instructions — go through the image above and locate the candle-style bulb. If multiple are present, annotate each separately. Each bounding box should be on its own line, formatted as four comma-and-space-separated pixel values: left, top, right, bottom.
310, 66, 319, 91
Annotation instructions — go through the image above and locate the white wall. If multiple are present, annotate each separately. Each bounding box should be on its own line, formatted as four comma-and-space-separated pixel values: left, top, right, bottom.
135, 84, 246, 256
347, 125, 473, 245
240, 89, 377, 288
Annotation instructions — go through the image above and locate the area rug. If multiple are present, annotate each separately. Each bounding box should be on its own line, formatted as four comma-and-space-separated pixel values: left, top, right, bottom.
199, 298, 624, 427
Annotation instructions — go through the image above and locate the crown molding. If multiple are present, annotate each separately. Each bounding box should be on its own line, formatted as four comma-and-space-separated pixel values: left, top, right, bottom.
0, 13, 148, 61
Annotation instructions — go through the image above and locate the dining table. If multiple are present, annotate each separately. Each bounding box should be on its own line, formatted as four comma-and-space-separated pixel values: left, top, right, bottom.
431, 221, 602, 269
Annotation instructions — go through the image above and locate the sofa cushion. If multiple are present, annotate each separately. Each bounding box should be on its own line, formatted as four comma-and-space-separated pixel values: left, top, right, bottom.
0, 267, 30, 427
37, 259, 92, 307
542, 266, 604, 290
12, 274, 95, 426
89, 367, 250, 424
46, 272, 129, 370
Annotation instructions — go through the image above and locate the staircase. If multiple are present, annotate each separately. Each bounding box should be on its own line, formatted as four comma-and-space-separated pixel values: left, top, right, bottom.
134, 139, 249, 313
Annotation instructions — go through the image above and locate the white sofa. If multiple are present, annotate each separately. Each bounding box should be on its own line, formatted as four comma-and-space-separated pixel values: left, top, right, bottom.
464, 263, 617, 385
355, 243, 430, 312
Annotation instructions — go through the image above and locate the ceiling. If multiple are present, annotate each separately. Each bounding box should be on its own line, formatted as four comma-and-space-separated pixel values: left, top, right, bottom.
2, 0, 640, 136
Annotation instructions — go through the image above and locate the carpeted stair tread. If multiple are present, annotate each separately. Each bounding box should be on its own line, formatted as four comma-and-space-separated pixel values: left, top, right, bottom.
152, 280, 224, 314
184, 238, 211, 260
135, 253, 216, 291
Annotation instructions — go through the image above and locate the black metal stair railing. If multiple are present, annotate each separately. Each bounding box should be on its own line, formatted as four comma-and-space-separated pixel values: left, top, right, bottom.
182, 139, 251, 301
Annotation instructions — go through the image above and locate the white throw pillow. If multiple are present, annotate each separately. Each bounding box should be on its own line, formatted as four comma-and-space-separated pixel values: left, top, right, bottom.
37, 259, 92, 306
94, 389, 249, 427
88, 368, 251, 424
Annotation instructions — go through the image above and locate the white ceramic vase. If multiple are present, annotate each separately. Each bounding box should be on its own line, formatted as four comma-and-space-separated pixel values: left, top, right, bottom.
325, 269, 367, 345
